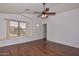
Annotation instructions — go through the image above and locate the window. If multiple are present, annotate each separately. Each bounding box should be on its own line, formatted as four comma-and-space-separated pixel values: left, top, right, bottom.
20, 22, 26, 36
8, 20, 27, 38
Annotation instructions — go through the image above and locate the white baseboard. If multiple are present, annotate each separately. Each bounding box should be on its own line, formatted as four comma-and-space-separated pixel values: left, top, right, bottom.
0, 37, 39, 47
49, 39, 79, 49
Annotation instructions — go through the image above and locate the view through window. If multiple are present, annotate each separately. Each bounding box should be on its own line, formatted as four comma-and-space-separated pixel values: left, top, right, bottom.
8, 20, 27, 38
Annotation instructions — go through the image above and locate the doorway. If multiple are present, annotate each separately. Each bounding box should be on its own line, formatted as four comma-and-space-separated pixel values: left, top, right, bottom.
42, 24, 47, 40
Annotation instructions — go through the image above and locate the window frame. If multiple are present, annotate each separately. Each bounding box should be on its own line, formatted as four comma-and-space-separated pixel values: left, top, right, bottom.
7, 20, 28, 38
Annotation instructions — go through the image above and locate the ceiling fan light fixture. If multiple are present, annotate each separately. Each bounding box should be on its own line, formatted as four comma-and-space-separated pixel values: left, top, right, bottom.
41, 14, 48, 18
43, 3, 46, 5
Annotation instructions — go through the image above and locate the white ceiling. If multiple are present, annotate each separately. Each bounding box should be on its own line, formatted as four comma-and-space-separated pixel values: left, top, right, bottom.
0, 3, 79, 14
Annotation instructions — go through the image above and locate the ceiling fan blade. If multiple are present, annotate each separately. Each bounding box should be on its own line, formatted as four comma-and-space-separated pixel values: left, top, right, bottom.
24, 12, 41, 15
33, 11, 42, 14
37, 15, 42, 17
25, 9, 42, 15
25, 9, 41, 13
25, 9, 30, 11
45, 12, 56, 15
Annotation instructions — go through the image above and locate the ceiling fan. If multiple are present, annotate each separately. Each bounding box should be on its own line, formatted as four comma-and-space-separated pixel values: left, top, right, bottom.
25, 3, 56, 19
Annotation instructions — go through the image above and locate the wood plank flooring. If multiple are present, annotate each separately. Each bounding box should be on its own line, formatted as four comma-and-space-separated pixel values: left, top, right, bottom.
0, 39, 79, 56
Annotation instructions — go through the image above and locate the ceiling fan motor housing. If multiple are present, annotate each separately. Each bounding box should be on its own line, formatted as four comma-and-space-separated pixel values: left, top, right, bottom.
43, 3, 46, 5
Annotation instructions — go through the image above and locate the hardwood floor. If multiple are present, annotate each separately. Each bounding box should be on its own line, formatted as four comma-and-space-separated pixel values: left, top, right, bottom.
0, 39, 79, 56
